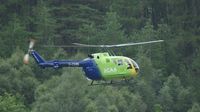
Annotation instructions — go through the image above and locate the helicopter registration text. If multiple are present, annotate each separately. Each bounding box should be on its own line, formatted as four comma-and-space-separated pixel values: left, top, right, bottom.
104, 67, 117, 73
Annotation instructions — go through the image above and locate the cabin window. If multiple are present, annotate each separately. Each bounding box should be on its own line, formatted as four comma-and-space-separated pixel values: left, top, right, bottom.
112, 59, 117, 64
106, 59, 110, 63
117, 59, 123, 66
125, 59, 132, 69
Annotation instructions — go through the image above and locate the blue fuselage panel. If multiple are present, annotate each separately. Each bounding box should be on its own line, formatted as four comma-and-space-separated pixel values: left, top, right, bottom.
81, 59, 102, 80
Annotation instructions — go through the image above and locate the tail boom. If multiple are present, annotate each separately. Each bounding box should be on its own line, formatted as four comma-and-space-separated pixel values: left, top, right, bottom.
30, 51, 82, 69
30, 50, 45, 64
39, 60, 81, 69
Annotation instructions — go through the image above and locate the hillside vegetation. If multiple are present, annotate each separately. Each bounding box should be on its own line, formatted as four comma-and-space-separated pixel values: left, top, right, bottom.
0, 0, 200, 112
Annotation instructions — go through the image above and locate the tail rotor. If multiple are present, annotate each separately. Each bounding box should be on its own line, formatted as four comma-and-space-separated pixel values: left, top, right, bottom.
23, 39, 35, 64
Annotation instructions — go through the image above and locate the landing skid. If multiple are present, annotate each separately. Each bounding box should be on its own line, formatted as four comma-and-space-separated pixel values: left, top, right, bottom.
89, 78, 134, 86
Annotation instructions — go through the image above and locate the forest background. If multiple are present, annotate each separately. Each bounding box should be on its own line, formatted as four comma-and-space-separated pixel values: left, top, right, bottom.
0, 0, 200, 112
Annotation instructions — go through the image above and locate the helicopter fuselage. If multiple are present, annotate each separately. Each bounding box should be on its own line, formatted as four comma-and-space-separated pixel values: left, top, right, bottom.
31, 51, 139, 80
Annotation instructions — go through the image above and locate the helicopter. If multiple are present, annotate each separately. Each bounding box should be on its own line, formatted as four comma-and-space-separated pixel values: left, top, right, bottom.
23, 39, 164, 85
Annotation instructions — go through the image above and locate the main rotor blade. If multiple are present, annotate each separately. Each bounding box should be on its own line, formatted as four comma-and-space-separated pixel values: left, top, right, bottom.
73, 40, 164, 48
42, 45, 82, 48
42, 40, 164, 48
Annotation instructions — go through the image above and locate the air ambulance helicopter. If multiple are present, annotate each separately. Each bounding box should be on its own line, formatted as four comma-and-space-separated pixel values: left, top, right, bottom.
23, 39, 163, 85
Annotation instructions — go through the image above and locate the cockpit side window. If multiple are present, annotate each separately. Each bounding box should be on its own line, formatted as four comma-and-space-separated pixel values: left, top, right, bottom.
112, 59, 117, 65
106, 58, 110, 63
130, 59, 139, 69
117, 59, 123, 66
125, 59, 132, 69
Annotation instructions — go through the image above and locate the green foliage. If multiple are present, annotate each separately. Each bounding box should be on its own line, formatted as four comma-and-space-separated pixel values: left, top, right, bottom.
102, 11, 126, 44
159, 74, 192, 111
32, 68, 88, 112
0, 15, 28, 57
0, 93, 27, 112
32, 69, 147, 112
110, 0, 147, 33
0, 0, 200, 112
0, 49, 39, 105
153, 104, 163, 112
78, 11, 125, 45
188, 103, 200, 112
33, 0, 57, 44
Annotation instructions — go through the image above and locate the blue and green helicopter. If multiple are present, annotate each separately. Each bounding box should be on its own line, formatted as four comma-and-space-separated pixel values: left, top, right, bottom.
24, 39, 163, 85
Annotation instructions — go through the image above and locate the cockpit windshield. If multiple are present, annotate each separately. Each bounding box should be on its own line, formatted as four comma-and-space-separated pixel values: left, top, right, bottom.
129, 59, 139, 69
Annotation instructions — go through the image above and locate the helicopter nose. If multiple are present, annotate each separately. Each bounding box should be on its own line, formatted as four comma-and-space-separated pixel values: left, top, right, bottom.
135, 67, 139, 73
131, 66, 139, 77
130, 59, 139, 76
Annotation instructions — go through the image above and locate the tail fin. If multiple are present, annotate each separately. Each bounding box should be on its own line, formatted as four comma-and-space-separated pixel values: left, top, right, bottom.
30, 50, 45, 64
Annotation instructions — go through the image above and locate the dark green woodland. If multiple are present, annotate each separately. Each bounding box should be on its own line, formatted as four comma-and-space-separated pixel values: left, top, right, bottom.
0, 0, 200, 112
